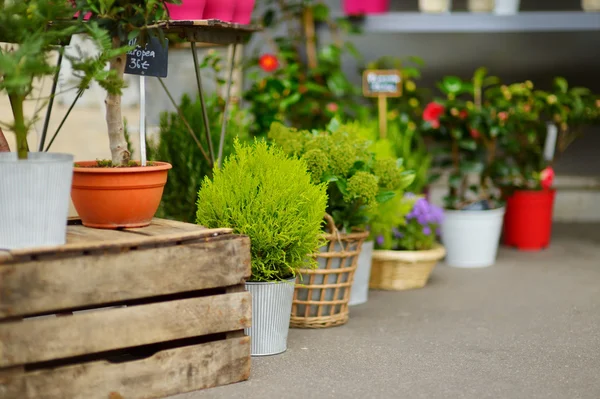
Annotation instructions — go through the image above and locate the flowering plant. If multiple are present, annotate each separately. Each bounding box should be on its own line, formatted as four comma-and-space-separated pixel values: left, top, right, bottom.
372, 195, 443, 251
269, 119, 415, 231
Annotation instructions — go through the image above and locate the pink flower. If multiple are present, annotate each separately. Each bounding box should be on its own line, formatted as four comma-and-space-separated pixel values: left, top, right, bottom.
423, 102, 445, 128
326, 102, 339, 113
498, 112, 508, 121
540, 167, 555, 189
259, 54, 279, 72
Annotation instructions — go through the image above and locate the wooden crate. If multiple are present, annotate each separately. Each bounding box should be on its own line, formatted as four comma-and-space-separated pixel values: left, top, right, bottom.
0, 218, 252, 399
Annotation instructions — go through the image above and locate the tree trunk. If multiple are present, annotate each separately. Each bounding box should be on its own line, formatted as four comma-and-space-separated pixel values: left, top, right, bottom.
0, 127, 10, 152
106, 37, 131, 166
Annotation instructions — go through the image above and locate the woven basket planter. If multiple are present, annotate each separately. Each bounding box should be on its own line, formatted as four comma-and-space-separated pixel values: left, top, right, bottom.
291, 214, 369, 328
369, 244, 446, 291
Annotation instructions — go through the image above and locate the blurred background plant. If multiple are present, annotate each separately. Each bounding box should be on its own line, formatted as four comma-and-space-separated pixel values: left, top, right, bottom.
244, 0, 362, 136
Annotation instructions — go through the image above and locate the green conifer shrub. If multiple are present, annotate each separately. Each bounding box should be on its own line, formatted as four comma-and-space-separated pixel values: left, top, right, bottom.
196, 140, 328, 282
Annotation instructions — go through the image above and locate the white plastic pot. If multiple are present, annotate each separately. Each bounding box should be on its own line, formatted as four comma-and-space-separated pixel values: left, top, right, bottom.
582, 0, 600, 11
0, 152, 74, 250
494, 0, 520, 14
441, 207, 505, 268
245, 278, 295, 356
468, 0, 495, 12
419, 0, 452, 13
349, 240, 374, 306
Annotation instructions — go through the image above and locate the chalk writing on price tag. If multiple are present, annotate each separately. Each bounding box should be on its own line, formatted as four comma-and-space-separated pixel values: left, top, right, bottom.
124, 36, 169, 78
362, 70, 402, 98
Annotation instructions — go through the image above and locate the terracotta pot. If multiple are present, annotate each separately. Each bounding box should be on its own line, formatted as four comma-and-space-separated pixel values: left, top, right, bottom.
71, 161, 172, 229
232, 0, 256, 24
203, 0, 236, 22
166, 0, 206, 20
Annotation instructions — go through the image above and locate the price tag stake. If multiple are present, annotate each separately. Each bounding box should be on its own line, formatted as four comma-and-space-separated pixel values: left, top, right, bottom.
362, 69, 402, 139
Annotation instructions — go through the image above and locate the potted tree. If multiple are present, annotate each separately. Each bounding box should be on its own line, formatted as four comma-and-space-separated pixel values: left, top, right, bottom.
493, 78, 600, 250
269, 119, 415, 328
69, 0, 178, 229
196, 140, 327, 356
423, 68, 505, 268
0, 0, 86, 249
369, 194, 446, 290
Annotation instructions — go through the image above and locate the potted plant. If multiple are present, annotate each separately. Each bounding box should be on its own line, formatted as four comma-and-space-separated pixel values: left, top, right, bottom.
343, 0, 390, 16
196, 140, 327, 356
419, 0, 452, 13
423, 68, 505, 268
166, 0, 206, 20
0, 0, 86, 249
70, 0, 179, 229
369, 194, 446, 290
494, 0, 520, 14
468, 0, 495, 12
582, 0, 600, 11
269, 119, 415, 328
493, 78, 600, 250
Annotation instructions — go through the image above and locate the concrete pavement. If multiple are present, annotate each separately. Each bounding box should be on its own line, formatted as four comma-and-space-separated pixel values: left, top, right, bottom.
173, 223, 600, 399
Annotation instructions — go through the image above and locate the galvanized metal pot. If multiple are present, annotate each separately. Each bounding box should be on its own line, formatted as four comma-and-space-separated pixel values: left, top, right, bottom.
349, 240, 374, 306
0, 152, 73, 250
245, 278, 295, 356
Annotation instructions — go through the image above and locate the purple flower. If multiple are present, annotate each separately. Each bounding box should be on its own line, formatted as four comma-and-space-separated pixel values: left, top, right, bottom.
422, 226, 432, 236
376, 235, 385, 246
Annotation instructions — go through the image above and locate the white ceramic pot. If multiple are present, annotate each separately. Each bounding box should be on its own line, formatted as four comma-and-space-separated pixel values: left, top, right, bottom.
468, 0, 495, 12
349, 240, 373, 306
582, 0, 600, 11
0, 152, 73, 250
441, 207, 505, 268
245, 278, 295, 356
494, 0, 520, 14
419, 0, 452, 13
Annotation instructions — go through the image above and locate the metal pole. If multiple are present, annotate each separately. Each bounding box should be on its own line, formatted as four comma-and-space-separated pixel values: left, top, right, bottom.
39, 50, 63, 151
190, 41, 215, 165
217, 43, 237, 169
139, 76, 147, 166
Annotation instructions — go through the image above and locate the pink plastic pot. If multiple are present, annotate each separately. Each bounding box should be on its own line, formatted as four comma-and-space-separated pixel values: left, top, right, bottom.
204, 0, 236, 22
343, 0, 390, 15
166, 0, 206, 20
232, 0, 256, 24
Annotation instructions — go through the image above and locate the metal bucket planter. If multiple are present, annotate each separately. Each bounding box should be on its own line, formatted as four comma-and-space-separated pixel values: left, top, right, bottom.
349, 240, 374, 306
291, 215, 368, 328
0, 152, 73, 250
245, 278, 295, 356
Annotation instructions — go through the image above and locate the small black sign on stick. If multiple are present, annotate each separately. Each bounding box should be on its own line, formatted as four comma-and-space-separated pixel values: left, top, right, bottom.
125, 36, 169, 78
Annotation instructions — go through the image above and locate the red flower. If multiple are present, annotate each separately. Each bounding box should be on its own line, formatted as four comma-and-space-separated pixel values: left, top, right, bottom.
326, 102, 339, 113
470, 128, 481, 139
498, 111, 508, 121
259, 54, 279, 72
459, 110, 468, 120
540, 167, 555, 189
423, 102, 445, 128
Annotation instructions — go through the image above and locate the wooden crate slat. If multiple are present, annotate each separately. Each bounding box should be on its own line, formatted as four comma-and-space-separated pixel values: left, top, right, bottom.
0, 236, 251, 318
127, 218, 208, 236
0, 336, 251, 399
1, 228, 233, 263
66, 225, 138, 243
0, 292, 251, 368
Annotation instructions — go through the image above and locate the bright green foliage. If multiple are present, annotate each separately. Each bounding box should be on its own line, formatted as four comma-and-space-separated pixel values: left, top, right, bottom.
268, 119, 415, 232
196, 140, 327, 282
368, 195, 413, 248
148, 94, 251, 223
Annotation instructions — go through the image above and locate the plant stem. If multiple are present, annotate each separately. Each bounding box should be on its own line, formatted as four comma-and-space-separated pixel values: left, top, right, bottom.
8, 94, 28, 159
106, 36, 131, 166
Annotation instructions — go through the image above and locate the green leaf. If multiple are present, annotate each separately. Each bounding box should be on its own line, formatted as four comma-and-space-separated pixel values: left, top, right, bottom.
344, 42, 361, 60
459, 139, 477, 151
460, 161, 483, 174
375, 191, 396, 204
449, 173, 462, 189
554, 77, 568, 93
327, 118, 341, 133
322, 172, 339, 182
399, 170, 416, 188
335, 179, 348, 196
313, 3, 330, 22
441, 76, 463, 95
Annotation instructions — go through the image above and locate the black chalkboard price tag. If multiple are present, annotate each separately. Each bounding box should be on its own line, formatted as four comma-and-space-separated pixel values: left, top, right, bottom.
362, 69, 402, 98
125, 36, 169, 78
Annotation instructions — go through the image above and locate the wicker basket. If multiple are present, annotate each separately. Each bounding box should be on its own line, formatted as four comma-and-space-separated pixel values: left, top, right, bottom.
290, 214, 369, 328
369, 244, 446, 291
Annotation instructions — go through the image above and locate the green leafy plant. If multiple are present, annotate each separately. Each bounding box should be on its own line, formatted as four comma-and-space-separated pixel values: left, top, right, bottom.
244, 0, 362, 136
147, 94, 251, 223
196, 140, 328, 282
269, 118, 415, 231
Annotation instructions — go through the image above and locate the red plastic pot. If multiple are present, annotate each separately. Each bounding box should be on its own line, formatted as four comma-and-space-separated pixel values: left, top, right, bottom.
343, 0, 390, 15
232, 0, 256, 24
503, 189, 556, 251
166, 0, 206, 20
203, 0, 236, 22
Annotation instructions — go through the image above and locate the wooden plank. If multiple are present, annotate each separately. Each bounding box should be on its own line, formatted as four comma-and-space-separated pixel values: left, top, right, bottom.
0, 291, 251, 368
0, 236, 250, 318
1, 235, 250, 317
127, 218, 207, 236
1, 227, 234, 263
0, 337, 251, 399
66, 224, 137, 244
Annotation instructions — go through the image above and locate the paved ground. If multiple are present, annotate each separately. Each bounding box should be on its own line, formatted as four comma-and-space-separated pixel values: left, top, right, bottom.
173, 223, 600, 399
